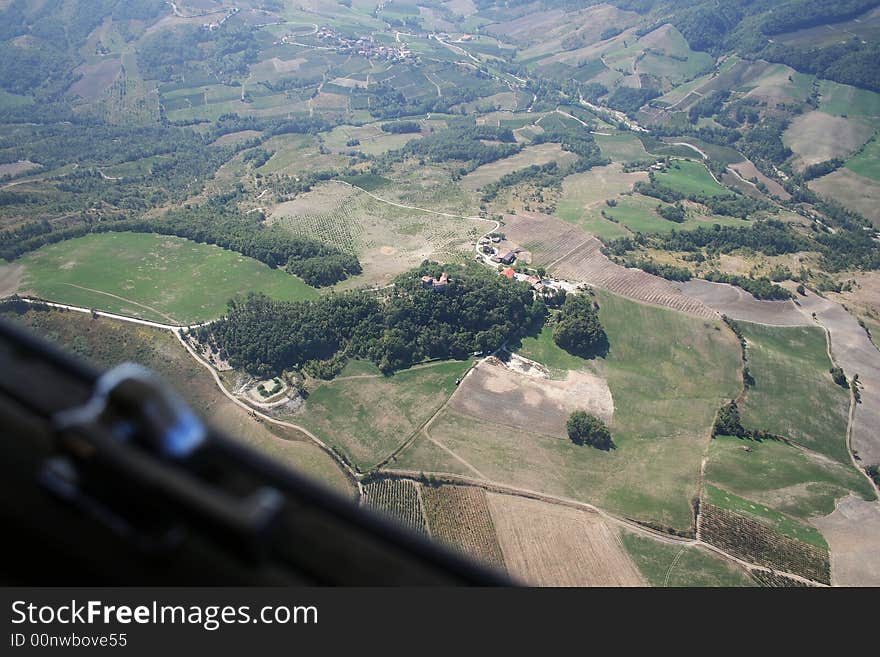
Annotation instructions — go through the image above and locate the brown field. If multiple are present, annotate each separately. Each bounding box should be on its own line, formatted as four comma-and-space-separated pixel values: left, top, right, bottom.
449, 357, 613, 437
501, 211, 718, 318
729, 160, 791, 200
784, 112, 875, 169
443, 0, 477, 16
0, 262, 22, 296
676, 279, 809, 326
460, 144, 577, 191
0, 160, 40, 178
809, 168, 880, 225
421, 485, 506, 570
486, 493, 645, 586
812, 495, 880, 586
69, 58, 122, 99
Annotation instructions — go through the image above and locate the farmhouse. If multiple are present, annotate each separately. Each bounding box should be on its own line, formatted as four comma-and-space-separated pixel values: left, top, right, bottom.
421, 271, 449, 291
498, 251, 516, 265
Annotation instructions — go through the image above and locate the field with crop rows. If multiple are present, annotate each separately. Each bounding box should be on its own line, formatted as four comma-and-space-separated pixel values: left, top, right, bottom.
362, 479, 428, 535
502, 212, 717, 318
699, 503, 830, 583
420, 485, 505, 570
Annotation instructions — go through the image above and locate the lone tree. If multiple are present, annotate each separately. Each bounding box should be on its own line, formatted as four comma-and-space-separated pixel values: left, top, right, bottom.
567, 411, 613, 450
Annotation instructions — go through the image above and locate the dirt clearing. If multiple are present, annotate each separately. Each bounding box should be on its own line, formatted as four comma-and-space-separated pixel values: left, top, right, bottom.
450, 358, 613, 437
813, 495, 880, 586
486, 493, 645, 586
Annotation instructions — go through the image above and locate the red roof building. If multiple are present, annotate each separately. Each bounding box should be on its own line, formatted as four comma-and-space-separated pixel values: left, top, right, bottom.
501, 267, 516, 279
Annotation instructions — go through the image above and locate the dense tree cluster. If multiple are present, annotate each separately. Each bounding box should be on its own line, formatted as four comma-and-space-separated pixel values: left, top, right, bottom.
651, 220, 807, 257
380, 121, 422, 134
552, 293, 608, 358
392, 124, 520, 170
566, 411, 614, 450
199, 262, 546, 376
703, 271, 792, 300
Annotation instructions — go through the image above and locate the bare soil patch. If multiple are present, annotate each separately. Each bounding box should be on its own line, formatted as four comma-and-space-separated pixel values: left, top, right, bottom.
0, 160, 40, 178
450, 358, 613, 437
0, 263, 22, 297
486, 493, 645, 586
729, 160, 791, 200
812, 495, 880, 586
460, 144, 577, 191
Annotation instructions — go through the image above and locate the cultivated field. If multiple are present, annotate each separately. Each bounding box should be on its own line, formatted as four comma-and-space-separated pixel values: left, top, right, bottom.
15, 232, 317, 324
486, 493, 644, 586
654, 159, 729, 197
737, 321, 851, 463
809, 168, 880, 226
706, 435, 874, 520
449, 357, 613, 437
784, 111, 875, 169
502, 211, 718, 318
420, 484, 506, 570
362, 478, 429, 535
812, 495, 880, 586
700, 496, 830, 583
796, 292, 880, 468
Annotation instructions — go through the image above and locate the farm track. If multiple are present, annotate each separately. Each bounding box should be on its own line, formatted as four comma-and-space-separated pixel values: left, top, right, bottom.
9, 297, 831, 585
379, 467, 826, 586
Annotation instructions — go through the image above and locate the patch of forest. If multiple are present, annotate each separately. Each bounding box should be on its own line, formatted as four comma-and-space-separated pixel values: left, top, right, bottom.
196, 262, 547, 376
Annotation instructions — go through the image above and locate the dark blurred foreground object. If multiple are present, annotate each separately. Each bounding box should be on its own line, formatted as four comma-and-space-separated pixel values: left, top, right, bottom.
0, 318, 509, 585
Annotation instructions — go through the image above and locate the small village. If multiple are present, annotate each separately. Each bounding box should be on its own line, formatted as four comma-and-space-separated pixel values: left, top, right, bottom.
311, 26, 415, 62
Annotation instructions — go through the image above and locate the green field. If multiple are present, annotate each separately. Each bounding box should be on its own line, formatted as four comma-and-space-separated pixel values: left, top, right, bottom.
397, 290, 742, 531
846, 137, 880, 182
736, 322, 851, 464
620, 531, 755, 587
295, 359, 473, 471
704, 485, 827, 550
594, 134, 650, 163
654, 159, 730, 197
706, 435, 874, 520
15, 232, 317, 324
